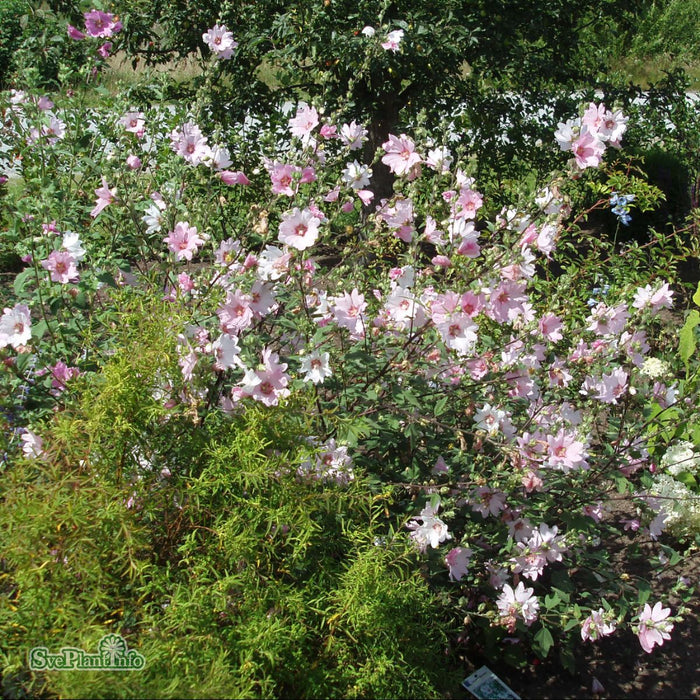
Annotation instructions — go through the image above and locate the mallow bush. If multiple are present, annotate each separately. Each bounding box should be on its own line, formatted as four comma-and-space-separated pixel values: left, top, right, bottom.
1, 15, 699, 699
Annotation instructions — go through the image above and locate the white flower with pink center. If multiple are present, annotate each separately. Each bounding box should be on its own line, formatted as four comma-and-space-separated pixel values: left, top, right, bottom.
300, 350, 332, 384
120, 111, 145, 134
0, 304, 32, 349
202, 24, 238, 60
278, 207, 321, 251
170, 121, 212, 166
637, 602, 674, 653
497, 581, 540, 632
381, 133, 422, 178
406, 498, 452, 553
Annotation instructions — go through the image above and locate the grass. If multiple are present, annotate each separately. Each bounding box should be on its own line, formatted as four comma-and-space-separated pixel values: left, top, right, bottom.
611, 54, 700, 90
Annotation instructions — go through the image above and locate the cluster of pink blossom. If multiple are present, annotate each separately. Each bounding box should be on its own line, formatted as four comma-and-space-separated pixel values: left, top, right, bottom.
67, 9, 122, 58
297, 438, 354, 485
7, 91, 66, 146
555, 102, 628, 170
5, 87, 689, 663
168, 120, 249, 185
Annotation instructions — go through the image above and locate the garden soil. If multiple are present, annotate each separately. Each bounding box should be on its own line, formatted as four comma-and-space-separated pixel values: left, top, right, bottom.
453, 516, 700, 700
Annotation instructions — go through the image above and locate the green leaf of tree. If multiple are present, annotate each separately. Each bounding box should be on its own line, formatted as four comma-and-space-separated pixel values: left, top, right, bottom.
679, 309, 700, 365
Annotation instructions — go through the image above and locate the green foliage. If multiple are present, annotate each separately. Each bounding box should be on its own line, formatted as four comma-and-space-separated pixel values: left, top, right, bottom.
0, 0, 29, 89
0, 299, 453, 698
632, 0, 700, 62
6, 3, 93, 90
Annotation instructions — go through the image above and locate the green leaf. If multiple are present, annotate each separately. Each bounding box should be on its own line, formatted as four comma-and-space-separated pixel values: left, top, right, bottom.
674, 471, 697, 490
679, 309, 700, 364
692, 280, 700, 307
534, 626, 554, 657
31, 319, 48, 340
544, 591, 561, 609
433, 395, 448, 417
13, 268, 34, 296
559, 646, 576, 674
637, 580, 651, 606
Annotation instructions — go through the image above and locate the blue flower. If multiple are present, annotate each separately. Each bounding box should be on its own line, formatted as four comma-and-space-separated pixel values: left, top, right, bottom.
609, 191, 635, 225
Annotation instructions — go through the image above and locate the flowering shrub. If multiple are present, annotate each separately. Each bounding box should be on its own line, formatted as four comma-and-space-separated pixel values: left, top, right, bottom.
1, 13, 699, 697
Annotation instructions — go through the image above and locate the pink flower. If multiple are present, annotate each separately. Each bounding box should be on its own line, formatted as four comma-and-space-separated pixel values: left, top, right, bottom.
97, 42, 112, 59
339, 121, 367, 150
41, 251, 79, 284
546, 429, 587, 471
497, 582, 540, 632
249, 347, 291, 406
319, 123, 338, 139
83, 10, 122, 38
581, 608, 616, 642
164, 222, 204, 261
470, 486, 507, 518
278, 207, 321, 251
120, 111, 145, 134
455, 187, 483, 219
67, 24, 85, 40
381, 134, 422, 177
21, 429, 44, 458
90, 177, 116, 218
332, 288, 367, 339
381, 29, 404, 52
202, 24, 238, 59
638, 602, 674, 653
269, 162, 299, 196
170, 121, 211, 166
177, 272, 195, 293
48, 360, 80, 392
538, 313, 563, 342
432, 455, 449, 474
289, 104, 319, 143
406, 498, 452, 552
126, 154, 142, 170
445, 547, 472, 581
219, 170, 250, 185
632, 282, 674, 313
570, 127, 605, 169
488, 280, 528, 324
595, 368, 629, 404
217, 289, 254, 335
0, 304, 32, 349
